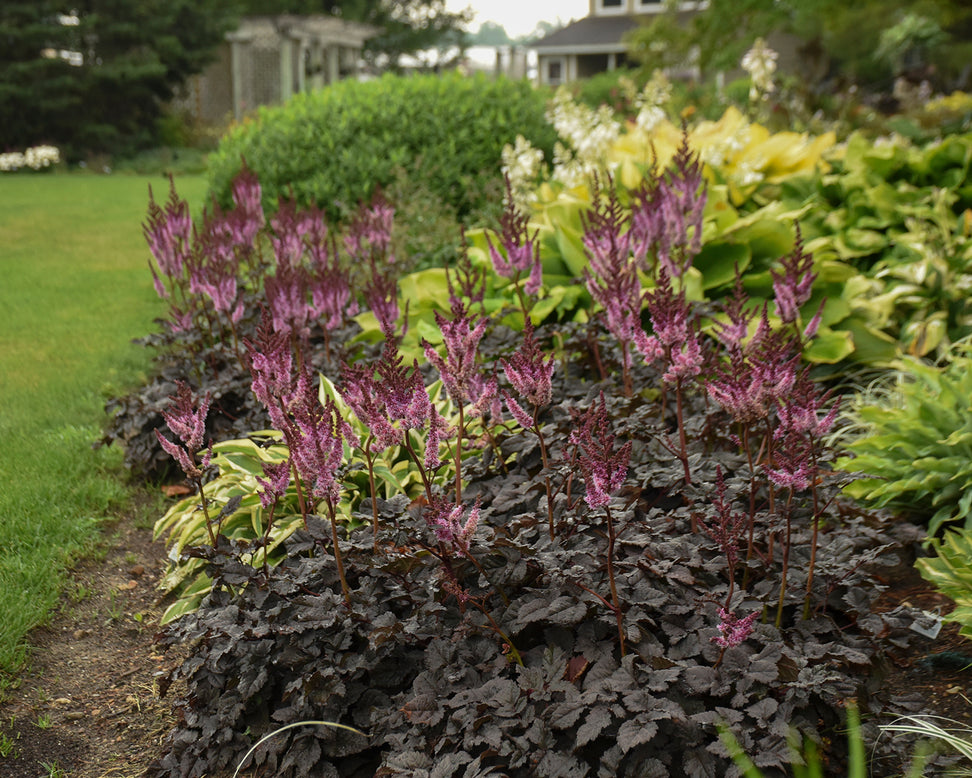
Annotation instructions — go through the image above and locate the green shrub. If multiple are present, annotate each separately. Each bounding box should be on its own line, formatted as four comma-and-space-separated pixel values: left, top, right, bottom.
207, 72, 558, 223
571, 68, 646, 117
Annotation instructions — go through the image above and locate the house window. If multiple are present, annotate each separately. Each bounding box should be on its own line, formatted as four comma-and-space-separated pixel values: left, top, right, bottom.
638, 0, 663, 7
598, 0, 626, 14
546, 58, 564, 85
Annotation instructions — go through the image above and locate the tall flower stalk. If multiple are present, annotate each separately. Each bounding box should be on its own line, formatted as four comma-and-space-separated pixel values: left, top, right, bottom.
156, 381, 215, 545
503, 321, 557, 538
570, 393, 632, 656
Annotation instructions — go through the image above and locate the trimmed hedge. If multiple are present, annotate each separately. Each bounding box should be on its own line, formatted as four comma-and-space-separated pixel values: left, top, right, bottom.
207, 72, 558, 221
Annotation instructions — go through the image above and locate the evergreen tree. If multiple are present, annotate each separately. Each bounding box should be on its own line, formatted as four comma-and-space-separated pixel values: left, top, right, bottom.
0, 0, 239, 157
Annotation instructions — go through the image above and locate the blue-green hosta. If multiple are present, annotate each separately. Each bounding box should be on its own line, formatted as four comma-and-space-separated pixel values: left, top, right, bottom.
835, 342, 972, 536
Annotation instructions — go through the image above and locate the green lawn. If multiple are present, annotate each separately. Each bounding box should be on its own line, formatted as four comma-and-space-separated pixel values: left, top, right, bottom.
0, 173, 208, 679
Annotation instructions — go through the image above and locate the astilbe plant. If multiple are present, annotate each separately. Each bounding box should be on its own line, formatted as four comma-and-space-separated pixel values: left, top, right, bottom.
484, 176, 543, 318
155, 381, 217, 544
503, 321, 557, 538
569, 391, 632, 657
133, 164, 950, 778
581, 181, 642, 395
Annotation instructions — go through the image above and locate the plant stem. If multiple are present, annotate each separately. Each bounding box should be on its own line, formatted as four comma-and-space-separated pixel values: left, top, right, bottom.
775, 489, 794, 629
454, 403, 464, 505
803, 441, 821, 620
533, 406, 556, 541
325, 499, 351, 605
604, 505, 626, 657
363, 440, 380, 552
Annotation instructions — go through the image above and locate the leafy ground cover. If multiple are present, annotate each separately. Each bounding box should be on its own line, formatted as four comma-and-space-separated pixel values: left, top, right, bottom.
93, 158, 972, 775
0, 174, 207, 678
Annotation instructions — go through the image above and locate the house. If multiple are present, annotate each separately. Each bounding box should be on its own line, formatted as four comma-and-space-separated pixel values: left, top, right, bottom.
530, 1, 703, 86
176, 15, 379, 125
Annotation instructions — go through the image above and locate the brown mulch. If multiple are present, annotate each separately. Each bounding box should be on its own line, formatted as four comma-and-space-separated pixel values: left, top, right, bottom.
0, 505, 969, 777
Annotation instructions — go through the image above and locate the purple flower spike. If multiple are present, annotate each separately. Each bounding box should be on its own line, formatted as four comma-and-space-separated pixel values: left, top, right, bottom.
423, 300, 489, 406
288, 376, 357, 504
485, 179, 542, 296
426, 496, 481, 558
582, 183, 644, 376
265, 262, 312, 339
630, 133, 706, 277
245, 311, 295, 427
256, 460, 291, 509
143, 176, 193, 293
270, 199, 310, 270
230, 163, 265, 245
569, 393, 631, 509
502, 322, 555, 409
640, 269, 703, 384
713, 608, 759, 648
156, 381, 212, 479
771, 228, 816, 325
364, 272, 400, 340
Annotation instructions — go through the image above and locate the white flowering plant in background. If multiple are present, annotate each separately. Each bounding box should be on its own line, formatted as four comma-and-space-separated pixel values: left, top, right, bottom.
500, 134, 546, 214
741, 37, 778, 103
0, 145, 61, 172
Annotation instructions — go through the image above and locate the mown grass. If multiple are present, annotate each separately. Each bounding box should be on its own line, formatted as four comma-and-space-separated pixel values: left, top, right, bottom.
0, 173, 207, 681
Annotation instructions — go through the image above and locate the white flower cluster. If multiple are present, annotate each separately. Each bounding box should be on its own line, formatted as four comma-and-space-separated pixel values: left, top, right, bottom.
0, 145, 61, 172
634, 71, 673, 133
501, 134, 545, 213
546, 86, 620, 187
741, 37, 778, 102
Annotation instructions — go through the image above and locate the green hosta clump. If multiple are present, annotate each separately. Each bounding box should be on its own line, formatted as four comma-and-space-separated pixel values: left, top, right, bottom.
835, 341, 972, 536
782, 130, 972, 362
917, 529, 972, 640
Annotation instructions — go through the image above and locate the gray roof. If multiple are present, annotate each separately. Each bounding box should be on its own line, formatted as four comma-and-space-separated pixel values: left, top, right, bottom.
529, 15, 643, 51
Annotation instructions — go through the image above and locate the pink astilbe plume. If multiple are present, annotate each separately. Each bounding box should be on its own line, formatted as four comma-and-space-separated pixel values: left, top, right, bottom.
345, 191, 395, 265
700, 468, 747, 567
766, 370, 839, 491
639, 269, 703, 385
194, 210, 244, 322
245, 311, 295, 430
364, 272, 401, 340
230, 163, 265, 246
305, 218, 358, 331
581, 183, 644, 393
484, 178, 542, 298
341, 340, 451, 470
423, 300, 490, 406
713, 272, 757, 351
713, 608, 759, 648
502, 321, 555, 430
288, 375, 358, 504
630, 133, 706, 277
155, 381, 213, 480
270, 198, 311, 270
425, 496, 481, 559
144, 175, 193, 297
256, 460, 291, 510
265, 261, 312, 339
569, 393, 632, 510
707, 310, 800, 426
771, 228, 816, 326
446, 235, 487, 312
